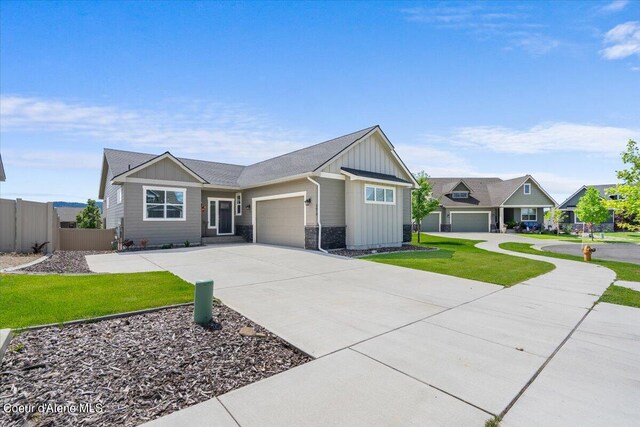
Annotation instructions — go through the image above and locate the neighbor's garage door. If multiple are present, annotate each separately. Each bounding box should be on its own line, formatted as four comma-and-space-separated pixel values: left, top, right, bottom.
256, 197, 305, 248
421, 212, 441, 232
450, 212, 490, 232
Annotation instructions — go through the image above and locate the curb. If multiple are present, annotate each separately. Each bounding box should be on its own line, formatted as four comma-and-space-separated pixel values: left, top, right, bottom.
15, 302, 196, 332
0, 254, 51, 273
0, 329, 12, 365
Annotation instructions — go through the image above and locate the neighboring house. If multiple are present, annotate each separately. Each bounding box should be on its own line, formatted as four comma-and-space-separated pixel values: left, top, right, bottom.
421, 176, 556, 232
0, 154, 5, 182
98, 126, 417, 250
55, 207, 84, 228
558, 185, 617, 232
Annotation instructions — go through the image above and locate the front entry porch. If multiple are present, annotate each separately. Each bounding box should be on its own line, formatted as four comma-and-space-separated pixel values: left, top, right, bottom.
202, 197, 235, 238
499, 206, 546, 231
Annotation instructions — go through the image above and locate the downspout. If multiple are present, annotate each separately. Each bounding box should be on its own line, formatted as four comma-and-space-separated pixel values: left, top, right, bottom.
307, 177, 328, 253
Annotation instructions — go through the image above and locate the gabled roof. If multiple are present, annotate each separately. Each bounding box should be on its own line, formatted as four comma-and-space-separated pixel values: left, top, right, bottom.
100, 125, 415, 195
559, 184, 618, 209
429, 175, 556, 207
55, 207, 84, 222
0, 154, 5, 182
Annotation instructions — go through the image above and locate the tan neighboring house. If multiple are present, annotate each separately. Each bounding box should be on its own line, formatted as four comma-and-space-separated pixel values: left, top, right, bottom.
55, 207, 85, 228
0, 154, 5, 182
421, 176, 557, 232
98, 126, 417, 250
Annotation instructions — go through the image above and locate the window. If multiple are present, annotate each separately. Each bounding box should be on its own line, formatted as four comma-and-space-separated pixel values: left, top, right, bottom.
235, 192, 242, 216
117, 188, 122, 204
106, 197, 110, 209
365, 185, 395, 205
524, 183, 532, 195
521, 208, 537, 221
209, 200, 217, 228
451, 191, 469, 199
143, 186, 186, 221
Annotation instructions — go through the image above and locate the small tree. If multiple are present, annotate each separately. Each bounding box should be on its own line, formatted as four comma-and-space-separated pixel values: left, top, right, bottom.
606, 140, 639, 231
575, 187, 610, 240
412, 171, 440, 244
76, 199, 103, 229
544, 208, 567, 236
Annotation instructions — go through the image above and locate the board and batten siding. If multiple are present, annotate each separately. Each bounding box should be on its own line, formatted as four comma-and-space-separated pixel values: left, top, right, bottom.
129, 157, 201, 182
345, 179, 404, 249
237, 178, 317, 227
503, 180, 555, 206
317, 177, 345, 226
122, 182, 201, 245
320, 132, 414, 182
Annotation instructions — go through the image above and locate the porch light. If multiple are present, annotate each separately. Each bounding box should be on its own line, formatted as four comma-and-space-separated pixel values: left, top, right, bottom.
304, 198, 312, 206
245, 204, 251, 211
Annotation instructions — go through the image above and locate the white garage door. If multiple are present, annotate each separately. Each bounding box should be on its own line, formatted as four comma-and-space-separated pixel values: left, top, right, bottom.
256, 196, 305, 248
450, 212, 490, 232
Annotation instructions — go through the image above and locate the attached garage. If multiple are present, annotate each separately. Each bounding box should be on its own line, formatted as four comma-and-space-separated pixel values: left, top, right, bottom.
420, 212, 441, 232
450, 211, 490, 232
254, 195, 305, 248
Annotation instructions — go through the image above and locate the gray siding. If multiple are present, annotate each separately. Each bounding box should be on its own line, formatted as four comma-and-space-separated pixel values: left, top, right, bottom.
237, 178, 317, 227
345, 178, 403, 249
130, 157, 201, 182
452, 182, 469, 192
318, 177, 345, 226
104, 169, 124, 229
403, 189, 412, 224
503, 179, 555, 206
510, 207, 545, 223
123, 182, 201, 246
560, 188, 587, 209
321, 133, 413, 182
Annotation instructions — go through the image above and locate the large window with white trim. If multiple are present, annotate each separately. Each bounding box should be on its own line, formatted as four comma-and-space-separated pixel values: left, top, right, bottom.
364, 184, 395, 205
521, 208, 537, 221
143, 186, 186, 221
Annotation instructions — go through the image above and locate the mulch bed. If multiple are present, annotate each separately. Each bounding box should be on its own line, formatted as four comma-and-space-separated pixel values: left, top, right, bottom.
17, 251, 112, 274
0, 304, 310, 426
330, 244, 437, 258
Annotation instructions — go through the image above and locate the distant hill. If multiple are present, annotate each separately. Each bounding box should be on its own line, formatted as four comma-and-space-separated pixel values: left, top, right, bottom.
53, 201, 103, 209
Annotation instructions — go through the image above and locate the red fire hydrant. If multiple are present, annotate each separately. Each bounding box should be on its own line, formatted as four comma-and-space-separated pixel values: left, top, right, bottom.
583, 245, 596, 262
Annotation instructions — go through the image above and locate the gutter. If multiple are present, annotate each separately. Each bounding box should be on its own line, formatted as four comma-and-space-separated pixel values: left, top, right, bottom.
307, 177, 328, 254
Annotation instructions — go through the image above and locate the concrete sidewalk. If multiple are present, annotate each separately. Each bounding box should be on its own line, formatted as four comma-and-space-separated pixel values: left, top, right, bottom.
94, 235, 635, 426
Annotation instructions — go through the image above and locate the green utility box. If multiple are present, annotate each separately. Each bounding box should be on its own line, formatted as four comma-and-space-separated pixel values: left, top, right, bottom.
194, 279, 214, 324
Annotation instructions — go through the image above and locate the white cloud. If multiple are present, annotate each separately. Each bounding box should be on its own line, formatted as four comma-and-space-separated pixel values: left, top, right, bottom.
1, 149, 102, 170
600, 21, 640, 59
395, 145, 475, 177
400, 5, 559, 55
601, 0, 629, 12
436, 122, 638, 155
0, 95, 310, 165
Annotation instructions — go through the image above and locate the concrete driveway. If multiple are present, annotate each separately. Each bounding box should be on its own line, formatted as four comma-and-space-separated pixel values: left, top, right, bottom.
541, 242, 640, 264
87, 236, 639, 426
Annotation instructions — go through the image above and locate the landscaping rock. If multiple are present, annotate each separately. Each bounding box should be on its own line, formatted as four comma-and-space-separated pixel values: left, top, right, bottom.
330, 244, 437, 258
0, 305, 310, 426
17, 250, 111, 274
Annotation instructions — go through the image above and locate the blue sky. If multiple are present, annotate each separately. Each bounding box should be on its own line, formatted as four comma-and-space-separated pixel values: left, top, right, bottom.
1, 0, 638, 203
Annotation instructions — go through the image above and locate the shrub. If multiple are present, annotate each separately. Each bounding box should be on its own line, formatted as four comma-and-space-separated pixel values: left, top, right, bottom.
184, 240, 190, 247
161, 243, 174, 250
140, 239, 149, 249
31, 241, 49, 254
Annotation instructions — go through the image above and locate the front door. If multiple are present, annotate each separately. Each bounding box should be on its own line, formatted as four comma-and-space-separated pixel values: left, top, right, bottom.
218, 200, 233, 234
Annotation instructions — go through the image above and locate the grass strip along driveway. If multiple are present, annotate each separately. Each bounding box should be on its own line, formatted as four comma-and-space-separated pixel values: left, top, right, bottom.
499, 242, 640, 308
362, 234, 555, 287
0, 272, 194, 329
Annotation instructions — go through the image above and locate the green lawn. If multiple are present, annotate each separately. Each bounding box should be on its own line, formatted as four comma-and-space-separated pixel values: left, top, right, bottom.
0, 272, 194, 329
362, 234, 555, 287
599, 285, 640, 308
498, 242, 640, 309
498, 242, 640, 282
523, 232, 640, 243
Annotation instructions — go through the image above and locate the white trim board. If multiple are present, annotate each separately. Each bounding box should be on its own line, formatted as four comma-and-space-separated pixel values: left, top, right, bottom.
207, 197, 235, 235
449, 210, 491, 232
364, 183, 397, 205
342, 169, 413, 188
251, 191, 307, 244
